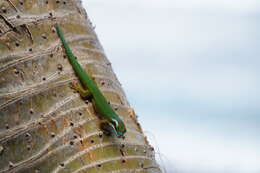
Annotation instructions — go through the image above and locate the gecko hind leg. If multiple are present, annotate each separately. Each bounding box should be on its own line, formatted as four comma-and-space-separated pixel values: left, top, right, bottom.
70, 81, 92, 99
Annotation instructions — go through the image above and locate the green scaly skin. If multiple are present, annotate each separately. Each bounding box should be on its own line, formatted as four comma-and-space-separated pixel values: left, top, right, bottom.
55, 24, 126, 137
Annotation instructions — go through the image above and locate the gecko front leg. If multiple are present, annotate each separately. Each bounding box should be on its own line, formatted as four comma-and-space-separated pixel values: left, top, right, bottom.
100, 119, 113, 136
70, 81, 92, 99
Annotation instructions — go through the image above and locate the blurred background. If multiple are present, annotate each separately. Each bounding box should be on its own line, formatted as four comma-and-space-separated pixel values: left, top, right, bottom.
83, 0, 259, 173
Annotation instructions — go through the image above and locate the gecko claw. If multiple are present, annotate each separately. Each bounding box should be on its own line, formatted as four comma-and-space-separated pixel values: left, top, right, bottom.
70, 81, 78, 90
69, 82, 79, 94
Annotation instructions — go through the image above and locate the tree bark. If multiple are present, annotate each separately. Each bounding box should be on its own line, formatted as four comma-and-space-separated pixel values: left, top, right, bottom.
0, 0, 161, 173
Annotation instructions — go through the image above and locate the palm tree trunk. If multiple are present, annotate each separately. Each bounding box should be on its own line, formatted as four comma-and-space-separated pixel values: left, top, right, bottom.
0, 0, 161, 173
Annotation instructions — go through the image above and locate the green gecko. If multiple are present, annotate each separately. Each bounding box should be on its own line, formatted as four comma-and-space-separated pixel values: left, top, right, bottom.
55, 24, 126, 138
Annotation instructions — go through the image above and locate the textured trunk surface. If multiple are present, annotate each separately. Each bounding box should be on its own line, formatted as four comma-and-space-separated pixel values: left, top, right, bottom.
0, 0, 161, 173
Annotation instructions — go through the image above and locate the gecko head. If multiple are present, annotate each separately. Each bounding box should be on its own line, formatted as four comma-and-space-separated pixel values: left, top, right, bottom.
111, 118, 126, 138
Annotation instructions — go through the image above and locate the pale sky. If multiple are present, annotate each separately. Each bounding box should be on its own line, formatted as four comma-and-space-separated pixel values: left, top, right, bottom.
83, 0, 259, 173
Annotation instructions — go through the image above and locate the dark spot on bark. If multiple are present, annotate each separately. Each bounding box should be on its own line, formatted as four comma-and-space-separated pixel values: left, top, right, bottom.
2, 8, 7, 13
42, 34, 47, 39
139, 162, 144, 168
14, 69, 19, 75
122, 159, 126, 163
25, 133, 32, 141
27, 145, 31, 151
57, 64, 63, 71
15, 42, 20, 47
120, 149, 125, 156
51, 132, 55, 138
70, 141, 74, 145
9, 162, 14, 168
16, 15, 21, 19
